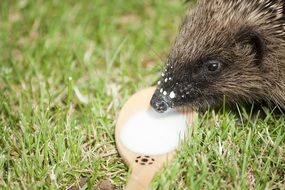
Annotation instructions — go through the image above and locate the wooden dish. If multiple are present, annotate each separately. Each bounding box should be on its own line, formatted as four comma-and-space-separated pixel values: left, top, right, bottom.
115, 87, 197, 190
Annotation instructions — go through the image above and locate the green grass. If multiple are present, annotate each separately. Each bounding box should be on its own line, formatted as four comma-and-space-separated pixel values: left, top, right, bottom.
0, 0, 284, 189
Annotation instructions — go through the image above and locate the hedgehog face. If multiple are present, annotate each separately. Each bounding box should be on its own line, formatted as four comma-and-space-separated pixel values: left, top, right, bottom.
151, 57, 229, 113
150, 0, 271, 113
151, 40, 265, 113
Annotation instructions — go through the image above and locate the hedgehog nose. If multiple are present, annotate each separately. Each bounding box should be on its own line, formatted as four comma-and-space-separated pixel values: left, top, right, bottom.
150, 93, 170, 113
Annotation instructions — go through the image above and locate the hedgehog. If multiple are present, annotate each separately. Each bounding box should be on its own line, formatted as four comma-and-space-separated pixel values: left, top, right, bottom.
150, 0, 285, 114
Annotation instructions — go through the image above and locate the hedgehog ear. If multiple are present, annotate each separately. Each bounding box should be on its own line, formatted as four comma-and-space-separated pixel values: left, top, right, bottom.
235, 27, 266, 65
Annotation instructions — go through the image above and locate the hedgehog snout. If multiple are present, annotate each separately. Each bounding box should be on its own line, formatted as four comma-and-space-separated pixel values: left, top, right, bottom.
150, 92, 171, 113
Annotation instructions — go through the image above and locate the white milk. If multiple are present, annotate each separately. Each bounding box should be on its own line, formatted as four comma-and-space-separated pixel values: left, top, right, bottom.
120, 108, 188, 155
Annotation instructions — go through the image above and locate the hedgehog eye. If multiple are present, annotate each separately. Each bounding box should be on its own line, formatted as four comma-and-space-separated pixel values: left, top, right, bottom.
207, 60, 221, 72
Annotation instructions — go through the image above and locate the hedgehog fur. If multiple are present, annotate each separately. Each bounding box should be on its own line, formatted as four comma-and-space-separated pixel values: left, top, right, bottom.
150, 0, 285, 113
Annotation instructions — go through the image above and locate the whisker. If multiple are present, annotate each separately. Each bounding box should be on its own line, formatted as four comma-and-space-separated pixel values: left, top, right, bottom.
143, 30, 166, 63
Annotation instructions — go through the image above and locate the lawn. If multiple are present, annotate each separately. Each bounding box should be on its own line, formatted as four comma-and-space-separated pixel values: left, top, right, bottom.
0, 0, 285, 189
